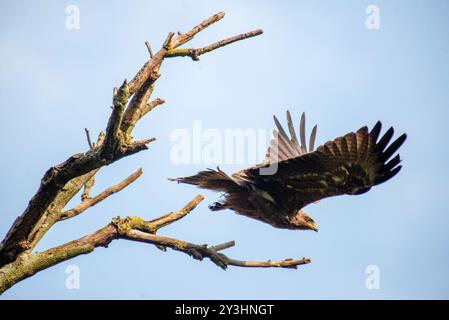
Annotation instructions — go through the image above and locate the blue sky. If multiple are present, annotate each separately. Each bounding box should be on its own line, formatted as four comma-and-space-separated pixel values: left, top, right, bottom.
1, 0, 448, 299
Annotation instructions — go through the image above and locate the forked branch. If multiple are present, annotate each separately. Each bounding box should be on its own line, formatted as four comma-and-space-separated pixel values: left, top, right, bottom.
165, 29, 263, 61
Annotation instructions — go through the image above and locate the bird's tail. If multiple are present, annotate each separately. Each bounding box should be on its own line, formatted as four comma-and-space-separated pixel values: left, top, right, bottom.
168, 168, 241, 194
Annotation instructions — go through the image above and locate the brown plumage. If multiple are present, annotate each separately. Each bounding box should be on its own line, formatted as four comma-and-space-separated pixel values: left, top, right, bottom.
170, 111, 407, 231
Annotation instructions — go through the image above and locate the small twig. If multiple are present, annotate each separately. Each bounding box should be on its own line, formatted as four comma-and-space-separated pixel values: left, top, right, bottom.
163, 32, 175, 50
139, 98, 165, 120
226, 257, 311, 269
127, 137, 156, 154
145, 41, 153, 58
60, 168, 144, 221
96, 131, 106, 147
84, 128, 94, 149
81, 175, 95, 201
81, 129, 96, 203
209, 241, 235, 252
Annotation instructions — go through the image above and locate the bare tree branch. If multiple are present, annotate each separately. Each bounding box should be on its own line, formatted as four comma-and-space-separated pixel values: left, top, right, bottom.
226, 257, 311, 269
209, 241, 236, 252
124, 230, 310, 270
60, 168, 144, 221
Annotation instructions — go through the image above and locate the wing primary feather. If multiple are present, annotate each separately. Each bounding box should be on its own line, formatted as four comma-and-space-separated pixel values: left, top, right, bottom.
357, 126, 369, 135
381, 133, 407, 161
349, 133, 357, 158
375, 165, 402, 185
273, 115, 292, 146
370, 121, 382, 143
377, 127, 395, 152
358, 133, 369, 160
286, 110, 300, 149
270, 130, 288, 160
309, 125, 317, 152
383, 154, 401, 172
300, 112, 307, 152
340, 136, 350, 160
277, 130, 297, 157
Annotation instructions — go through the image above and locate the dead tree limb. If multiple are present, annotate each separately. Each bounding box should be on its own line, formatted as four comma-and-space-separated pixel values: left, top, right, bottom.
0, 12, 311, 295
59, 168, 144, 221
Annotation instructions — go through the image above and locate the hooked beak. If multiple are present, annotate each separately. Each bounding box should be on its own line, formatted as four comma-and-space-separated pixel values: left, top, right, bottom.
310, 224, 319, 232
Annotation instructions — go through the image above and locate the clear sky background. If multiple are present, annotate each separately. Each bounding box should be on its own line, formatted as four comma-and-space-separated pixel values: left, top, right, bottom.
1, 0, 448, 299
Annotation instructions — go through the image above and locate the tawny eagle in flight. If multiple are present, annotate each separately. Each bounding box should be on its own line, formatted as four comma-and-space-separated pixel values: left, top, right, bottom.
170, 111, 407, 232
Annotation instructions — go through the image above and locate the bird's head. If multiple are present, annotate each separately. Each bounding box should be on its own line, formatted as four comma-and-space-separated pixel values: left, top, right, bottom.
289, 210, 318, 232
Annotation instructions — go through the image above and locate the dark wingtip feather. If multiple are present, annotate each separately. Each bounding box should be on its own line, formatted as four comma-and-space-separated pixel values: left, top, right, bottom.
376, 127, 395, 152
383, 154, 401, 172
382, 133, 407, 161
370, 121, 382, 142
398, 133, 407, 143
375, 165, 402, 185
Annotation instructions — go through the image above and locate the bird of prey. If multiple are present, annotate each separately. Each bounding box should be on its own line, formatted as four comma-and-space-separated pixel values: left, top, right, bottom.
170, 111, 407, 232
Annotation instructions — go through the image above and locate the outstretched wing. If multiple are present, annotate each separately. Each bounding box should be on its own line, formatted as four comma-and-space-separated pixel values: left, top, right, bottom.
263, 111, 317, 164
241, 121, 407, 212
